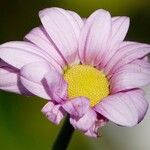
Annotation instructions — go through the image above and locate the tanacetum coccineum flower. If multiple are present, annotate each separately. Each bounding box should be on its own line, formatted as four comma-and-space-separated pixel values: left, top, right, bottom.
0, 7, 150, 137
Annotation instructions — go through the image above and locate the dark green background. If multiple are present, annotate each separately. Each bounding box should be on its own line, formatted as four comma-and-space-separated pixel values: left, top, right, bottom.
0, 0, 150, 150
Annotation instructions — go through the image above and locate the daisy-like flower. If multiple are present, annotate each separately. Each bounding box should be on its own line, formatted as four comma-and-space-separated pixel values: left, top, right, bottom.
0, 7, 150, 137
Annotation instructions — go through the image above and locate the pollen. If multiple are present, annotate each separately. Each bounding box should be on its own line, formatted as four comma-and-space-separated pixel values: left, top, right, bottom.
64, 65, 109, 107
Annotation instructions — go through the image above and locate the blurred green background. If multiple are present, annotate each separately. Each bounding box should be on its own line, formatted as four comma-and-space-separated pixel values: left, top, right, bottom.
0, 0, 150, 150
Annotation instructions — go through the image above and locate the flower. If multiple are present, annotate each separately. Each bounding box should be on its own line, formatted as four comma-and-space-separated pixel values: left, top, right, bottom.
0, 7, 150, 137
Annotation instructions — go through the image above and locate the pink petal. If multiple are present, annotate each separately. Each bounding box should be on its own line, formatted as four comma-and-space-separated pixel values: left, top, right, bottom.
99, 17, 130, 68
20, 61, 52, 99
41, 101, 65, 125
84, 119, 106, 138
110, 60, 150, 93
94, 89, 149, 127
0, 41, 62, 72
25, 26, 66, 67
44, 69, 67, 103
62, 97, 90, 118
84, 124, 99, 137
82, 18, 86, 23
39, 7, 83, 65
1, 41, 49, 60
70, 109, 97, 131
0, 64, 31, 95
67, 10, 83, 34
0, 45, 44, 69
0, 66, 18, 92
78, 9, 111, 66
0, 64, 17, 85
104, 42, 150, 75
142, 56, 149, 62
111, 17, 130, 47
127, 90, 149, 122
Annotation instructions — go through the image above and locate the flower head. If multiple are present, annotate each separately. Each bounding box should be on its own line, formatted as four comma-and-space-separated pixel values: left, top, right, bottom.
0, 7, 150, 137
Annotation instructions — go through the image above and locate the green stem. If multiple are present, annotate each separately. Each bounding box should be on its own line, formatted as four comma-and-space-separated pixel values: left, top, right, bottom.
52, 116, 74, 150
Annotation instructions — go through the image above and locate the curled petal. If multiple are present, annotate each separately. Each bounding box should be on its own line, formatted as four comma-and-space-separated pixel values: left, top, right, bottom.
44, 70, 67, 103
41, 101, 65, 125
94, 89, 149, 127
84, 119, 107, 138
84, 114, 108, 137
62, 97, 90, 118
70, 109, 97, 131
84, 124, 98, 137
20, 61, 52, 99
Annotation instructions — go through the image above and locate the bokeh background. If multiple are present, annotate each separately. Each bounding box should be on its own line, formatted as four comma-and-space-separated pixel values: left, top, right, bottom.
0, 0, 150, 150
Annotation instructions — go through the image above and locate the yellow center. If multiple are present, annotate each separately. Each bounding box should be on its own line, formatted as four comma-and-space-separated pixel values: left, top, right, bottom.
64, 65, 109, 107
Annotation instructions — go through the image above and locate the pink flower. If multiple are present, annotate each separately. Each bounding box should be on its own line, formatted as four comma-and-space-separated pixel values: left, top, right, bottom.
0, 7, 150, 137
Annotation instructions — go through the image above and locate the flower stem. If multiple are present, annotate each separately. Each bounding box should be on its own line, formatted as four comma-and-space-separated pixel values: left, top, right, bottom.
52, 116, 74, 150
